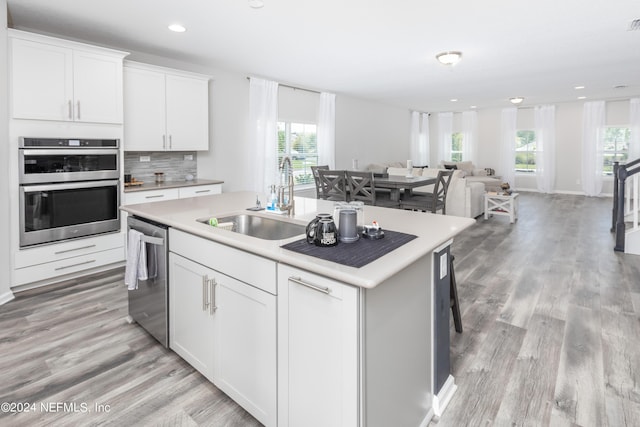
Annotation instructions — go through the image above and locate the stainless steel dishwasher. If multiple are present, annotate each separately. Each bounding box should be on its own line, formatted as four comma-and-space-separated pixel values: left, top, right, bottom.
127, 216, 169, 348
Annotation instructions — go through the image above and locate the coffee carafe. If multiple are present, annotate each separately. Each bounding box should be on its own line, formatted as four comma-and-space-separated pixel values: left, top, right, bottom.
306, 214, 338, 247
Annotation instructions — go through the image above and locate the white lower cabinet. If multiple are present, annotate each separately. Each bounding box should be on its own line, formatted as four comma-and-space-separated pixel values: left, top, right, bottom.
169, 252, 215, 380
277, 264, 359, 427
169, 238, 276, 427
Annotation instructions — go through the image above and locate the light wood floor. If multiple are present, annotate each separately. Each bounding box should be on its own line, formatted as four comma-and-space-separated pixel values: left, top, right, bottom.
435, 192, 640, 427
1, 193, 638, 426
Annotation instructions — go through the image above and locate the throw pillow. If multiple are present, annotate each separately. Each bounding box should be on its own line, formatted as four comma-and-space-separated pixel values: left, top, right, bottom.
444, 164, 457, 170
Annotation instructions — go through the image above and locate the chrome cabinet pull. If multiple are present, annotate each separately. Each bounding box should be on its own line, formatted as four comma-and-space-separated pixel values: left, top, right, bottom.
145, 194, 165, 199
162, 135, 166, 149
288, 276, 331, 295
68, 100, 73, 120
202, 275, 210, 311
54, 244, 97, 255
195, 189, 210, 194
169, 135, 172, 150
76, 100, 81, 120
54, 259, 96, 271
210, 278, 217, 314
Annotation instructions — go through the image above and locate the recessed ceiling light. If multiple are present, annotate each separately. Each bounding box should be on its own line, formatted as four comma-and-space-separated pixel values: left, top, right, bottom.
578, 96, 587, 100
510, 97, 524, 105
470, 105, 477, 109
450, 98, 458, 102
168, 24, 186, 33
249, 0, 264, 8
574, 85, 585, 90
436, 51, 463, 66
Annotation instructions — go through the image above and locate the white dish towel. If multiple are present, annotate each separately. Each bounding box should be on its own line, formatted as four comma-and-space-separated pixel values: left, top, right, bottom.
124, 229, 148, 290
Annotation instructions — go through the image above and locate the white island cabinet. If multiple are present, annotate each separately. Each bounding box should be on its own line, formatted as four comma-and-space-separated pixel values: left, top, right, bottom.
9, 29, 128, 124
124, 61, 210, 151
277, 264, 359, 427
169, 229, 277, 427
120, 191, 476, 427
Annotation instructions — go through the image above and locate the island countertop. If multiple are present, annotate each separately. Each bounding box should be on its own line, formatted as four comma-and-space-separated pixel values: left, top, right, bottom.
120, 191, 475, 289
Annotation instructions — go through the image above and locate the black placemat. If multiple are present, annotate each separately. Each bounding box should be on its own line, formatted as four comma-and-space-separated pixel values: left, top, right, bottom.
281, 230, 417, 268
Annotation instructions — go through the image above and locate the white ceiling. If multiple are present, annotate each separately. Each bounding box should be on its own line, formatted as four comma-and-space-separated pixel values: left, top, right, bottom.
7, 0, 640, 112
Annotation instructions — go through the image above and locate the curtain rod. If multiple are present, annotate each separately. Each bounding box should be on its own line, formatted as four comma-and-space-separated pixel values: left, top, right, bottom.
246, 77, 321, 95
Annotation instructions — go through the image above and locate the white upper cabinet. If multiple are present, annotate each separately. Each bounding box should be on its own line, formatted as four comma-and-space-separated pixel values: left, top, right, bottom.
124, 62, 210, 151
9, 30, 128, 124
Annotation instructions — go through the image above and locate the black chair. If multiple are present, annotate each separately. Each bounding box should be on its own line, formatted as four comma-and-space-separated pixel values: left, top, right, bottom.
450, 254, 462, 333
400, 170, 454, 214
311, 165, 330, 199
317, 169, 348, 201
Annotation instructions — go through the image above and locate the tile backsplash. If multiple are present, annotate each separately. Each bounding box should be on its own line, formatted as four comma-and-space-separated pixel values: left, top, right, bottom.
124, 151, 197, 182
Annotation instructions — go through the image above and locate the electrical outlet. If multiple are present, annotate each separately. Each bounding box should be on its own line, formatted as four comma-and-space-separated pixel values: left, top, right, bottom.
184, 154, 194, 161
140, 156, 151, 162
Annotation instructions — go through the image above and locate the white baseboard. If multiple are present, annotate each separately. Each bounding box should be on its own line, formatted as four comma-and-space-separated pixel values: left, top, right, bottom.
432, 375, 457, 417
0, 290, 16, 306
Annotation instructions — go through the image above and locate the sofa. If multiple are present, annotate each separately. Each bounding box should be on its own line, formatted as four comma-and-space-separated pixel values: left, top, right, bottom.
438, 160, 502, 191
384, 166, 484, 218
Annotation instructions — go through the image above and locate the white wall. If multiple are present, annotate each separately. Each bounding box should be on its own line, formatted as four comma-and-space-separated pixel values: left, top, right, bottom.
430, 99, 634, 195
1, 0, 15, 304
335, 96, 410, 170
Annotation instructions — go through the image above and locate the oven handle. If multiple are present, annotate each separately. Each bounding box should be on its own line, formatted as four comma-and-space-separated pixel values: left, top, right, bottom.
21, 180, 120, 193
20, 148, 119, 156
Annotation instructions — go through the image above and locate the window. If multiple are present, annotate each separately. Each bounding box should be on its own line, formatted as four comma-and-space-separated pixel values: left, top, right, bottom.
603, 126, 630, 175
451, 132, 463, 162
277, 122, 318, 186
515, 130, 537, 173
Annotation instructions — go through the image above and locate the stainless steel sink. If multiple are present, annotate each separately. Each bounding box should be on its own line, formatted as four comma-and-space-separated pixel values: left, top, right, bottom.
197, 214, 305, 240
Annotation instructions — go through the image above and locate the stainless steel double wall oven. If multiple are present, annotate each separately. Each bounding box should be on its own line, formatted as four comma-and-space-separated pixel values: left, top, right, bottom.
18, 137, 121, 247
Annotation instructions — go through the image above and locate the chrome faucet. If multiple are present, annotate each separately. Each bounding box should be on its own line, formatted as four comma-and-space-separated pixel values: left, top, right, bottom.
277, 156, 295, 216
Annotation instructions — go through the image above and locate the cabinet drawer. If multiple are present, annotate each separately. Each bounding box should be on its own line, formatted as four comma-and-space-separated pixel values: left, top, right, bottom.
178, 184, 222, 198
14, 232, 125, 269
14, 246, 125, 286
123, 188, 179, 205
169, 229, 276, 295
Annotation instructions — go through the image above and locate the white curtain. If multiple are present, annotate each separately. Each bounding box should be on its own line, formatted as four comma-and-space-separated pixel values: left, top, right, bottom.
535, 105, 556, 193
581, 101, 606, 196
249, 77, 279, 194
317, 92, 336, 168
410, 111, 420, 166
437, 112, 453, 163
410, 111, 429, 166
630, 98, 640, 161
461, 110, 478, 163
500, 108, 517, 188
421, 113, 430, 167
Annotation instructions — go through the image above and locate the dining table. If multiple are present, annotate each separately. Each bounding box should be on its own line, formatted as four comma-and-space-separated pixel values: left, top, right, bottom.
373, 174, 436, 202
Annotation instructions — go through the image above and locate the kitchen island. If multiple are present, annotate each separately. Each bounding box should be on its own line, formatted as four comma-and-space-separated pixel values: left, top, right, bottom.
121, 191, 475, 427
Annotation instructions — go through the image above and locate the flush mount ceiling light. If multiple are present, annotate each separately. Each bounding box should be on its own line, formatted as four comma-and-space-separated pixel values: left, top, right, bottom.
168, 24, 186, 33
510, 97, 524, 105
435, 51, 462, 66
249, 0, 264, 8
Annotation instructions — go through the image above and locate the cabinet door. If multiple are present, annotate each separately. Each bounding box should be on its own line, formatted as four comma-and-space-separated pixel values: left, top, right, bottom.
213, 273, 276, 427
277, 265, 359, 427
169, 253, 215, 381
10, 38, 73, 121
73, 50, 123, 123
165, 74, 209, 151
124, 67, 167, 151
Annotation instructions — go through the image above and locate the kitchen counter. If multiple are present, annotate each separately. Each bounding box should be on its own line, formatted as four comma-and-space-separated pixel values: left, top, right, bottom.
120, 191, 475, 289
123, 178, 224, 193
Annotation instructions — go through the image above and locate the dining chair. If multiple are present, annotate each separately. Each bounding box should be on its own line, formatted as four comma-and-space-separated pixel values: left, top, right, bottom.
400, 169, 454, 214
311, 165, 330, 199
345, 171, 376, 205
317, 169, 348, 201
